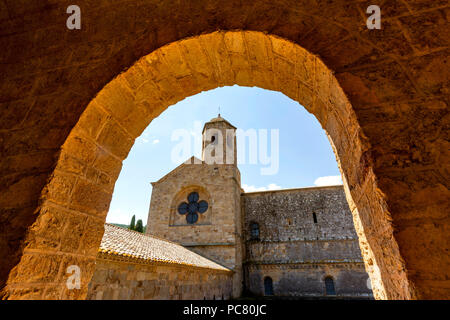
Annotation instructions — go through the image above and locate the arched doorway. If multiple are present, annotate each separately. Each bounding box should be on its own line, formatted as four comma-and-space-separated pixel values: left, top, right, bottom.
2, 0, 448, 301
1, 31, 407, 300
2, 26, 444, 300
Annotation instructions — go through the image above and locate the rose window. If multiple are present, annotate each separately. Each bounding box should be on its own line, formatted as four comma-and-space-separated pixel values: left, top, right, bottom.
177, 192, 208, 224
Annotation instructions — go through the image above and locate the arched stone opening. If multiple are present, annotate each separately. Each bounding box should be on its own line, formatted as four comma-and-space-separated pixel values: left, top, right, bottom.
2, 30, 415, 300
2, 0, 448, 301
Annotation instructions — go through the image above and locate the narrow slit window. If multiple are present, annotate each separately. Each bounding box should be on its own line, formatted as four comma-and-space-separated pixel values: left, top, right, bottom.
325, 276, 336, 296
250, 222, 260, 240
313, 212, 318, 224
264, 277, 274, 296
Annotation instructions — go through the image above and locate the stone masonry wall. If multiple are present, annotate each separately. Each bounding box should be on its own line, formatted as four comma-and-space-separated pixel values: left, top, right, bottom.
246, 263, 371, 298
244, 186, 357, 242
87, 257, 232, 300
2, 0, 448, 299
243, 186, 372, 297
147, 161, 243, 297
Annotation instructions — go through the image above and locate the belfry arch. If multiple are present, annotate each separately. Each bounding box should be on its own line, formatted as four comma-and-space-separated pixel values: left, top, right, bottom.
3, 30, 417, 300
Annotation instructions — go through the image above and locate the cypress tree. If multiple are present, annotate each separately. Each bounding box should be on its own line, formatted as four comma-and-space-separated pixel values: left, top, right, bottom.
135, 219, 144, 233
129, 214, 136, 230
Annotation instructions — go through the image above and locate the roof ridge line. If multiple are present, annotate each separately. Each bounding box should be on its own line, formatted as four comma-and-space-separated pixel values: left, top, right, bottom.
104, 223, 209, 250
243, 184, 344, 194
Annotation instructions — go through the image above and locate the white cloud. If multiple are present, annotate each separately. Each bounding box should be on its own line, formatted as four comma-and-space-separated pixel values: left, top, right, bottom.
242, 184, 266, 192
314, 175, 343, 186
135, 136, 160, 145
242, 183, 282, 192
135, 136, 149, 144
267, 183, 282, 190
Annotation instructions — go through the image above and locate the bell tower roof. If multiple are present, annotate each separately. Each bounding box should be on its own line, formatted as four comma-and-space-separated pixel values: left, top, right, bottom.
202, 114, 236, 133
201, 114, 238, 166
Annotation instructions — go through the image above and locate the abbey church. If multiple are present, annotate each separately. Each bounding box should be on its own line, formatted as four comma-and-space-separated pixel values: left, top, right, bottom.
87, 116, 373, 300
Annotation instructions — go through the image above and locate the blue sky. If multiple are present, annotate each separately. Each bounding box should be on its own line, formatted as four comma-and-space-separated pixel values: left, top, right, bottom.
106, 86, 342, 226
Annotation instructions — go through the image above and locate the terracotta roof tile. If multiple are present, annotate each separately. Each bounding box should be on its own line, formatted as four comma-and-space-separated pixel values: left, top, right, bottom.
99, 224, 231, 272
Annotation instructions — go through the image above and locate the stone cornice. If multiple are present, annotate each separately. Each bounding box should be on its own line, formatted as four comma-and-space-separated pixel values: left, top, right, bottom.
244, 259, 365, 266
246, 238, 359, 244
242, 185, 344, 196
182, 242, 236, 247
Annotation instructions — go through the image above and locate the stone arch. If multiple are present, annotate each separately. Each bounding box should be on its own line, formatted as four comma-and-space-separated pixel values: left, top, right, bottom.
2, 29, 438, 300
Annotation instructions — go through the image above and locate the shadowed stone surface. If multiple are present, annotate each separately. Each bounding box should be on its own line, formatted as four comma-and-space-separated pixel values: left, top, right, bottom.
0, 1, 448, 300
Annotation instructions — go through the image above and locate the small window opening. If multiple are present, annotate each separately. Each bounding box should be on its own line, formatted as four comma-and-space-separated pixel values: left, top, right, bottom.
313, 212, 318, 224
264, 277, 274, 296
250, 222, 260, 240
325, 276, 336, 296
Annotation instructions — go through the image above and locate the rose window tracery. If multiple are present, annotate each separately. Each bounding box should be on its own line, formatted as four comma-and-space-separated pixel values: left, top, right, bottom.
177, 192, 208, 224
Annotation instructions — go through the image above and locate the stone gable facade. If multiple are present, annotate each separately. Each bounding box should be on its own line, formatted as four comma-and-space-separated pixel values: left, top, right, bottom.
147, 116, 243, 297
144, 116, 373, 299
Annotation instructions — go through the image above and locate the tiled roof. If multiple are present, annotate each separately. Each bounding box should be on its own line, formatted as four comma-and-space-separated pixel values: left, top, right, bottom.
98, 224, 231, 272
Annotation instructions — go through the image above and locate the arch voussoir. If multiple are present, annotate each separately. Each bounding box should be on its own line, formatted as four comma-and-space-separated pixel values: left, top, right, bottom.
4, 30, 417, 300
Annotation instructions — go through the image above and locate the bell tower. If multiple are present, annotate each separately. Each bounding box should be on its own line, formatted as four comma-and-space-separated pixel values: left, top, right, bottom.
202, 114, 237, 166
148, 114, 244, 298
200, 114, 243, 298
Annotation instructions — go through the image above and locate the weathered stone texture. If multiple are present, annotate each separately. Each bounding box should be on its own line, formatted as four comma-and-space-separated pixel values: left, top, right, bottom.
147, 117, 243, 297
244, 186, 357, 242
148, 163, 241, 249
87, 258, 232, 300
246, 263, 371, 298
1, 0, 448, 300
243, 186, 372, 298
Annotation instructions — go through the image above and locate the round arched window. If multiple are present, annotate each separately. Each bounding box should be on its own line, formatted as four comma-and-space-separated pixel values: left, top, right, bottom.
177, 192, 208, 224
324, 276, 336, 295
264, 277, 274, 296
